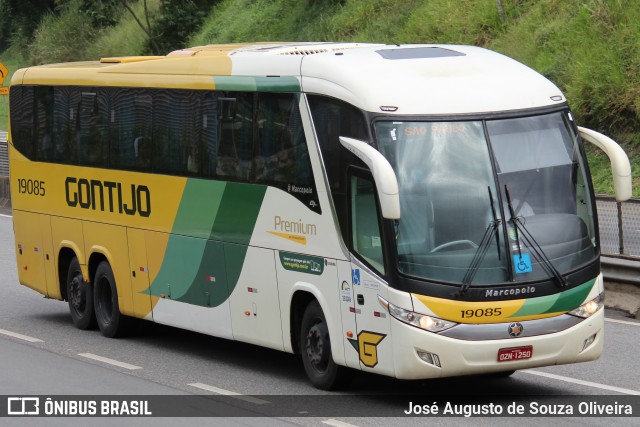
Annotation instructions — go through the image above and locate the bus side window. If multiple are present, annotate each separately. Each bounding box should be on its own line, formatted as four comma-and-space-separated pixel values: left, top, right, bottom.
78, 91, 108, 167
35, 87, 54, 161
202, 92, 218, 178
255, 93, 308, 185
133, 92, 153, 170
9, 86, 35, 158
217, 92, 253, 180
110, 89, 136, 169
134, 136, 151, 169
350, 174, 385, 274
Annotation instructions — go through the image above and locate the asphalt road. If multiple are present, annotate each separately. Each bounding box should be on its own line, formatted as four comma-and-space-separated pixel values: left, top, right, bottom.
0, 213, 639, 426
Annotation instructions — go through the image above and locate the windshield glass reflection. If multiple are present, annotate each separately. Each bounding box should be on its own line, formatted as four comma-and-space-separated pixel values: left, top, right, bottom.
374, 112, 598, 286
376, 121, 507, 284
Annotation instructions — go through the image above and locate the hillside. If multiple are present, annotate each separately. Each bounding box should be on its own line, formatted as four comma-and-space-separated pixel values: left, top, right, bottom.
0, 0, 638, 195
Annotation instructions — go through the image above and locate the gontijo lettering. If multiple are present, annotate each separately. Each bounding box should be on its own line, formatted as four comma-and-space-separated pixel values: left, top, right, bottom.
65, 177, 151, 217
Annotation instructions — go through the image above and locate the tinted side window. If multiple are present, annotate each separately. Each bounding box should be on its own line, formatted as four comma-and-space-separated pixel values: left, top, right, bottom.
308, 95, 369, 239
255, 93, 319, 212
78, 91, 108, 167
9, 85, 319, 210
52, 87, 81, 164
109, 88, 137, 170
217, 92, 254, 180
350, 174, 385, 274
308, 95, 368, 193
9, 85, 35, 158
34, 87, 53, 161
201, 92, 218, 178
153, 89, 202, 175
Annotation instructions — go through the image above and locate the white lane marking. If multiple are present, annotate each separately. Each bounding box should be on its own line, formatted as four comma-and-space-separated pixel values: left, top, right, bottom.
78, 353, 142, 370
188, 382, 270, 405
322, 420, 361, 427
0, 213, 12, 218
605, 317, 640, 327
0, 328, 44, 343
523, 370, 640, 395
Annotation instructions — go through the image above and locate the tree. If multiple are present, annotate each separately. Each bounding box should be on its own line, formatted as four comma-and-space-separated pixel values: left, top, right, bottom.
152, 0, 215, 54
496, 0, 506, 23
0, 0, 57, 51
118, 0, 161, 54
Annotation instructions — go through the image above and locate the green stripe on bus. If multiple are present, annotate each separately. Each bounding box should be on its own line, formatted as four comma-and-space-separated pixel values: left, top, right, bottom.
211, 182, 266, 244
511, 278, 596, 317
174, 239, 227, 306
145, 180, 267, 307
213, 76, 300, 92
509, 293, 558, 318
172, 179, 226, 238
544, 278, 596, 313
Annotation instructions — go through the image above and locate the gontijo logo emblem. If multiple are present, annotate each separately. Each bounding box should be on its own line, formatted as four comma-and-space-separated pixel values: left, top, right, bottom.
348, 331, 386, 367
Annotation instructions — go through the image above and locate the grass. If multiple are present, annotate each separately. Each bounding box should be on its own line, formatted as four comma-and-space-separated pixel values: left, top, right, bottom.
587, 136, 640, 198
0, 56, 26, 131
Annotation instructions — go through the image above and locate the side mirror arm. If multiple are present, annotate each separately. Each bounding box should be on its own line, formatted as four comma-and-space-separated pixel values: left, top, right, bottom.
339, 136, 400, 219
578, 127, 632, 202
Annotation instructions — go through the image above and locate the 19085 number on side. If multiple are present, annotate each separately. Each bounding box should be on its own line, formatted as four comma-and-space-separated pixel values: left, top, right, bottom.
17, 178, 46, 196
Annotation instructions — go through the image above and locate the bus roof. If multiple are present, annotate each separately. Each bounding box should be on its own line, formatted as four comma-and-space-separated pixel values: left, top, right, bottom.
12, 42, 565, 115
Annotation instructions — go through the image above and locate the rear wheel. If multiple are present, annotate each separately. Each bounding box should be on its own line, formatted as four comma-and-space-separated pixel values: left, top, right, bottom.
66, 257, 96, 330
300, 300, 350, 390
93, 261, 128, 338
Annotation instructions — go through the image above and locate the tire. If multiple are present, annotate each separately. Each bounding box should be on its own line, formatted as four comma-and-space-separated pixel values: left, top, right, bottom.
93, 261, 128, 338
491, 370, 516, 378
300, 300, 350, 390
477, 370, 516, 379
66, 257, 96, 330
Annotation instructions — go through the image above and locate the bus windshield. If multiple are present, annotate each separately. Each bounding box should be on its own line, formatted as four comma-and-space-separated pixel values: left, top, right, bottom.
375, 112, 598, 286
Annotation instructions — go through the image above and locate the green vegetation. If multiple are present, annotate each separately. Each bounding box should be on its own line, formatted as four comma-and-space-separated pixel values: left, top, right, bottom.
0, 0, 638, 195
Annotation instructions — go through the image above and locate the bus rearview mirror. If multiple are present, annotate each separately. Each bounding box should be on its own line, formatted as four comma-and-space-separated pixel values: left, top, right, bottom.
578, 127, 632, 202
339, 136, 401, 219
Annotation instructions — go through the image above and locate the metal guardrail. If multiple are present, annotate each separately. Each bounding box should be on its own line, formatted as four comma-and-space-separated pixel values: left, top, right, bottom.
596, 195, 640, 257
0, 131, 7, 176
597, 195, 640, 286
0, 131, 8, 206
601, 256, 639, 284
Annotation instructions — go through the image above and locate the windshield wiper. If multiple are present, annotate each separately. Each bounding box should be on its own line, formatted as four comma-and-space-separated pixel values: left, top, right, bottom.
504, 185, 567, 288
453, 187, 502, 298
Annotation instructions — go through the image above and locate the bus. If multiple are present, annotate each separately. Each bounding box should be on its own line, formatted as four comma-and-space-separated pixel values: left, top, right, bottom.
8, 43, 632, 389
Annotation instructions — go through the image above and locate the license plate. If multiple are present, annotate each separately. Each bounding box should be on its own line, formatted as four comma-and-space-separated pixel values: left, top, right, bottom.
497, 346, 533, 362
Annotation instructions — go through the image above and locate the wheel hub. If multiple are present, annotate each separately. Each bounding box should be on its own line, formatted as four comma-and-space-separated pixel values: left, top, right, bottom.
306, 324, 328, 368
70, 274, 85, 310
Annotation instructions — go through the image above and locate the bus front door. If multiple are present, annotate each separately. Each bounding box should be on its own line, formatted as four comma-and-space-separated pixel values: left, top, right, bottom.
349, 173, 393, 376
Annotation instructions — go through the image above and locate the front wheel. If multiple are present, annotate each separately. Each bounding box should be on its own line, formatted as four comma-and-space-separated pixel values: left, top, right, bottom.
93, 261, 128, 338
66, 257, 96, 330
489, 370, 516, 378
300, 300, 350, 390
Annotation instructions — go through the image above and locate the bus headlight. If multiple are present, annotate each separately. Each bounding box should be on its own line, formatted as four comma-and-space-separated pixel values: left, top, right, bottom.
378, 296, 457, 333
568, 293, 604, 318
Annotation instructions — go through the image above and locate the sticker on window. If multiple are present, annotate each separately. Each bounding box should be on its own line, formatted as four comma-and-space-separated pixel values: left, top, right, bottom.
513, 253, 533, 274
352, 269, 361, 285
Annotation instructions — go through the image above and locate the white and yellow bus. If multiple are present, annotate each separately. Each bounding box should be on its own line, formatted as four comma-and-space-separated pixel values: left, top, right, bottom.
9, 43, 632, 389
